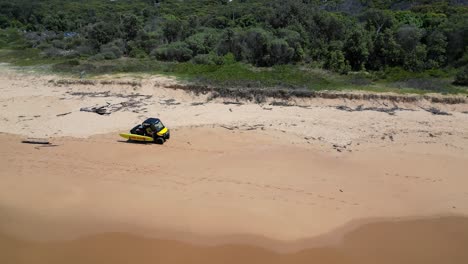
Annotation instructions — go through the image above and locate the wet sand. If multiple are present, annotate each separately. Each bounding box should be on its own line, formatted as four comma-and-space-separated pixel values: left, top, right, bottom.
1, 216, 468, 264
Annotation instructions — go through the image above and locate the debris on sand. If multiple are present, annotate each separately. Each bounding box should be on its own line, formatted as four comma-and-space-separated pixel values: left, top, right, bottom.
80, 105, 109, 115
191, 102, 204, 106
220, 125, 238, 130
56, 112, 72, 117
99, 80, 141, 87
381, 133, 395, 141
22, 138, 50, 145
69, 91, 111, 98
80, 100, 146, 115
332, 144, 345, 152
332, 143, 352, 152
68, 91, 151, 99
223, 101, 244, 105
336, 106, 354, 112
52, 79, 142, 87
52, 79, 95, 86
335, 105, 413, 115
160, 99, 181, 106
270, 101, 294, 107
242, 124, 265, 131
220, 124, 265, 131
421, 107, 451, 116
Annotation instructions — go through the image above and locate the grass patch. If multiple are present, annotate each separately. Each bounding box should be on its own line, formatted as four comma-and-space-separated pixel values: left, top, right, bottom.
0, 49, 68, 66
376, 67, 467, 94
1, 49, 466, 95
172, 63, 339, 90
0, 28, 29, 49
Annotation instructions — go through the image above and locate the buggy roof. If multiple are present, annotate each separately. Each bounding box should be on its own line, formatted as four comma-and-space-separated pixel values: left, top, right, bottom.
143, 118, 161, 125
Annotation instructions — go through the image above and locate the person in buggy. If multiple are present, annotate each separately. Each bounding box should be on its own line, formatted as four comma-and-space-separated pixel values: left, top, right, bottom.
130, 118, 170, 144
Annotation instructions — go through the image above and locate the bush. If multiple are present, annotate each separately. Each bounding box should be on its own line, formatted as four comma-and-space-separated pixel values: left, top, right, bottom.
269, 38, 294, 65
242, 28, 273, 66
223, 53, 236, 65
0, 28, 30, 49
348, 72, 373, 86
51, 59, 80, 72
51, 39, 66, 49
75, 44, 95, 57
152, 41, 192, 62
37, 42, 53, 50
42, 47, 65, 57
192, 53, 224, 65
64, 36, 85, 50
129, 48, 148, 59
325, 50, 350, 74
89, 52, 117, 61
185, 30, 220, 56
100, 41, 124, 59
127, 40, 148, 59
453, 67, 468, 86
24, 31, 58, 48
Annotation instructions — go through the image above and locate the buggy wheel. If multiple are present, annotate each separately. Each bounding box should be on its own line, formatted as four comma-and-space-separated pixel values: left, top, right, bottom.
155, 137, 165, 145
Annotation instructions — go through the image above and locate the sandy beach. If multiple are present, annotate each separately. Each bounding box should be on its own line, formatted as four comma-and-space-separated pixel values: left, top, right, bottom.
1, 66, 468, 263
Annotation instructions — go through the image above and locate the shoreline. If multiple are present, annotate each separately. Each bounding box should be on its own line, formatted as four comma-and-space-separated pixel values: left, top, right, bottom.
2, 215, 468, 264
2, 207, 466, 252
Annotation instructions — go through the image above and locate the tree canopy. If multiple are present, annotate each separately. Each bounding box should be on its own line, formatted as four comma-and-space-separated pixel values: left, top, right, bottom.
0, 0, 467, 74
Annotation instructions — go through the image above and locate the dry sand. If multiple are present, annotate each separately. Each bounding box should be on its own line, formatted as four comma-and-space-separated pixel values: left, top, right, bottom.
1, 65, 468, 263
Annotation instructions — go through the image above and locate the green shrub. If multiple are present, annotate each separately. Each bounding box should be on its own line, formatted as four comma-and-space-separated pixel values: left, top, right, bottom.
325, 50, 350, 74
129, 48, 148, 59
37, 42, 52, 50
75, 45, 95, 57
65, 37, 85, 50
43, 47, 63, 57
51, 59, 80, 72
88, 53, 106, 61
52, 39, 66, 49
269, 38, 294, 65
0, 28, 29, 49
152, 41, 192, 62
223, 53, 236, 64
192, 53, 224, 65
454, 67, 468, 86
185, 30, 220, 56
100, 41, 124, 59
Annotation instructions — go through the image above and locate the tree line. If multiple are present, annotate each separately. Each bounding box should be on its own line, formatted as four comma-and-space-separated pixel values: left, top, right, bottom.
0, 0, 467, 83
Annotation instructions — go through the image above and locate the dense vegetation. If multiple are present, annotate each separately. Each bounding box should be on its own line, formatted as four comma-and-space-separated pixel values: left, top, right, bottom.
0, 0, 467, 92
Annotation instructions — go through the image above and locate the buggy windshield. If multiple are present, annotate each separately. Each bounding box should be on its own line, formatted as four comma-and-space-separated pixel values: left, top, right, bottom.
152, 121, 164, 132
143, 118, 165, 132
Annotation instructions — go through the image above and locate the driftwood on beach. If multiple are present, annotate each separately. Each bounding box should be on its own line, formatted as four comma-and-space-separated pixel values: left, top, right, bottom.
22, 138, 50, 145
335, 105, 415, 115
